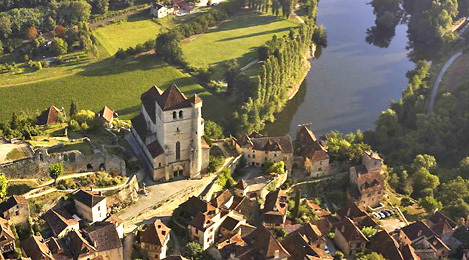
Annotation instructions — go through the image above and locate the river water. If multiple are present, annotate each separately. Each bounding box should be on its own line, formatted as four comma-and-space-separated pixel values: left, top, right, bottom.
265, 0, 414, 137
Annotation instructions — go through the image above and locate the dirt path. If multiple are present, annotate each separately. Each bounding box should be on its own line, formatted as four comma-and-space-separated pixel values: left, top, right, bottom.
427, 50, 463, 113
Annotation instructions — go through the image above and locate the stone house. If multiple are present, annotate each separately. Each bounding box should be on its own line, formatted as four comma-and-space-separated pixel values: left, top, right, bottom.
130, 84, 209, 181
22, 235, 55, 260
233, 132, 293, 170
95, 106, 118, 127
370, 230, 406, 260
140, 219, 171, 260
0, 195, 30, 226
150, 3, 170, 17
37, 105, 65, 125
74, 189, 107, 223
0, 217, 15, 254
105, 215, 124, 239
281, 223, 329, 259
43, 209, 79, 238
427, 211, 458, 246
332, 217, 368, 256
297, 124, 330, 177
262, 189, 289, 229
235, 225, 290, 259
348, 151, 385, 208
399, 221, 451, 260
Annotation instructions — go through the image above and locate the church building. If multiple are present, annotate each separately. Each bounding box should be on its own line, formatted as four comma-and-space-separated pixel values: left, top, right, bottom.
130, 84, 210, 181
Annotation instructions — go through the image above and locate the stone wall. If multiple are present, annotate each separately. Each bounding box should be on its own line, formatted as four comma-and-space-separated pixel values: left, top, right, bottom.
0, 149, 126, 179
108, 175, 139, 212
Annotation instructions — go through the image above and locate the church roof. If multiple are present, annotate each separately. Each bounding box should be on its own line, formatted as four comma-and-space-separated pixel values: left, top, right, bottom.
140, 84, 200, 123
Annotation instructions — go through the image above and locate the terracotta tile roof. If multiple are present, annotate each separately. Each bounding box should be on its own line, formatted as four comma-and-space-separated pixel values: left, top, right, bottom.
401, 221, 435, 242
37, 106, 64, 125
370, 230, 404, 260
400, 244, 421, 260
355, 169, 384, 194
264, 189, 289, 216
0, 217, 14, 243
140, 84, 198, 123
22, 236, 54, 260
230, 196, 254, 218
312, 217, 332, 235
236, 134, 253, 147
66, 230, 96, 258
306, 200, 321, 210
428, 211, 457, 235
0, 195, 28, 213
297, 125, 317, 146
364, 150, 381, 160
352, 215, 380, 230
333, 217, 368, 243
216, 232, 246, 259
43, 209, 79, 237
74, 189, 106, 208
96, 106, 116, 123
240, 225, 290, 259
201, 137, 210, 149
296, 223, 324, 241
86, 222, 122, 252
236, 223, 256, 237
189, 211, 214, 231
427, 236, 451, 251
131, 113, 148, 143
281, 232, 322, 260
250, 136, 293, 153
220, 216, 243, 232
210, 189, 233, 208
180, 196, 216, 217
234, 180, 248, 190
105, 215, 123, 227
47, 237, 62, 254
146, 140, 164, 158
140, 219, 170, 246
336, 202, 367, 220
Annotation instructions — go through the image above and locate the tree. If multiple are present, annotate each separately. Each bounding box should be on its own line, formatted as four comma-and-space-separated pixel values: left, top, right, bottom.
50, 37, 68, 56
361, 226, 378, 239
412, 154, 436, 172
54, 25, 67, 38
217, 168, 235, 188
44, 17, 56, 31
357, 252, 387, 260
0, 172, 8, 198
205, 120, 224, 139
411, 167, 439, 198
155, 30, 184, 65
0, 16, 12, 38
70, 100, 78, 119
49, 163, 64, 182
0, 40, 3, 55
94, 0, 109, 14
418, 196, 442, 213
312, 25, 328, 48
333, 251, 344, 260
25, 26, 38, 40
184, 242, 203, 259
444, 198, 469, 220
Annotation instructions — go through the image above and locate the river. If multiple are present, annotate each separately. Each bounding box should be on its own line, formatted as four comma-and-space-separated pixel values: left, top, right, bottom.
265, 0, 414, 137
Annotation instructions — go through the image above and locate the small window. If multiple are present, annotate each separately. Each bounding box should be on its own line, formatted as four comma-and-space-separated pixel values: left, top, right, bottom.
159, 163, 161, 168
98, 206, 100, 211
173, 111, 177, 119
179, 110, 183, 118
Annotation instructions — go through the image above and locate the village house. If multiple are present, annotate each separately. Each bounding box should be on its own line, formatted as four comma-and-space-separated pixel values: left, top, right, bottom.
95, 106, 118, 127
0, 217, 15, 255
104, 215, 124, 239
399, 221, 451, 260
22, 236, 54, 260
234, 225, 290, 259
297, 124, 330, 177
37, 106, 66, 125
262, 189, 289, 229
281, 223, 329, 259
150, 3, 174, 17
74, 189, 107, 223
43, 209, 80, 238
130, 84, 210, 181
210, 180, 255, 221
348, 151, 385, 208
370, 230, 407, 260
0, 195, 30, 226
139, 219, 171, 260
427, 211, 458, 245
232, 132, 293, 170
332, 217, 368, 256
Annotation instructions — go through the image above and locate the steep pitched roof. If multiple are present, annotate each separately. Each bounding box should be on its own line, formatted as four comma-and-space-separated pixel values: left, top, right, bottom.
85, 222, 122, 252
234, 180, 248, 190
146, 140, 164, 158
401, 221, 435, 241
428, 211, 457, 234
130, 114, 148, 143
333, 217, 368, 243
74, 189, 106, 208
66, 230, 96, 258
211, 189, 233, 208
96, 106, 116, 123
336, 202, 367, 220
0, 217, 14, 242
22, 236, 54, 260
140, 84, 199, 123
37, 106, 64, 125
264, 189, 289, 216
400, 244, 421, 260
0, 195, 28, 213
281, 232, 323, 260
220, 216, 243, 232
43, 209, 78, 237
140, 219, 171, 247
180, 196, 216, 218
370, 230, 404, 260
251, 136, 293, 153
241, 225, 290, 259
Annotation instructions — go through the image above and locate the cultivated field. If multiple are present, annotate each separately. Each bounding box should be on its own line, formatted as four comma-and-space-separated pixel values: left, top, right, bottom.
182, 10, 300, 77
0, 55, 228, 122
92, 13, 172, 55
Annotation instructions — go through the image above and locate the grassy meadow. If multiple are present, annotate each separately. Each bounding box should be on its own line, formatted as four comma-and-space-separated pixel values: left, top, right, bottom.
182, 10, 300, 77
92, 13, 172, 56
0, 54, 229, 123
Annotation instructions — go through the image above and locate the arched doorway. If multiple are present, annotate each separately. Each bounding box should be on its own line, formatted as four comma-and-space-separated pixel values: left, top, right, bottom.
99, 163, 105, 171
87, 164, 93, 171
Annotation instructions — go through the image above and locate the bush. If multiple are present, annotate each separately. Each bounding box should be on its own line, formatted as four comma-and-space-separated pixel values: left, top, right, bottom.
216, 168, 235, 189
208, 155, 224, 173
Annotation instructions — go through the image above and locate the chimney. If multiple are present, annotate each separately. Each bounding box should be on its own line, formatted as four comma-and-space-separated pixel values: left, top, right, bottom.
274, 250, 280, 258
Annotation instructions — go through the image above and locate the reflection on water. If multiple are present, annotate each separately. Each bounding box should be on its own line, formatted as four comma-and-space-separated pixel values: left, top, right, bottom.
265, 0, 414, 137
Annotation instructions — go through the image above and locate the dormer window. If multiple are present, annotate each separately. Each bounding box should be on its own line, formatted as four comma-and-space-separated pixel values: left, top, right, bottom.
173, 111, 177, 119
179, 110, 183, 118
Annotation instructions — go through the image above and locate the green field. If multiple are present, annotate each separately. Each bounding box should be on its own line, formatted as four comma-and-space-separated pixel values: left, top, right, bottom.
182, 10, 300, 77
0, 54, 228, 123
92, 13, 172, 55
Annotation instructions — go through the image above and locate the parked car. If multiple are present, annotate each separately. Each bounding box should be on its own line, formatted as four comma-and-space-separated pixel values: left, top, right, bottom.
383, 211, 391, 218
379, 212, 386, 219
372, 212, 380, 219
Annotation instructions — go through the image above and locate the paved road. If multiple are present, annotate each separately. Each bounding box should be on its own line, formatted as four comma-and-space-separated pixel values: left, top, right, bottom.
427, 50, 463, 113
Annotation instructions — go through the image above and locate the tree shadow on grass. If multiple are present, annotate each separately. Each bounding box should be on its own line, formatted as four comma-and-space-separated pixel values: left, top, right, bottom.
78, 54, 166, 77
201, 11, 289, 34
215, 27, 292, 42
